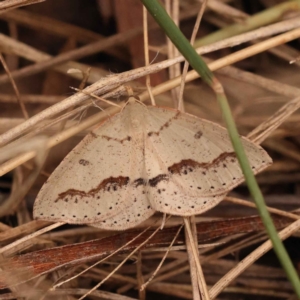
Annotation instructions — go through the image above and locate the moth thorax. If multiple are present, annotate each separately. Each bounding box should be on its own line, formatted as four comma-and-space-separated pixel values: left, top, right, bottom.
131, 118, 140, 128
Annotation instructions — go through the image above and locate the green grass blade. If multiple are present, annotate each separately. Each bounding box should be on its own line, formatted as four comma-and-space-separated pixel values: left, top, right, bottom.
141, 0, 300, 297
194, 1, 300, 47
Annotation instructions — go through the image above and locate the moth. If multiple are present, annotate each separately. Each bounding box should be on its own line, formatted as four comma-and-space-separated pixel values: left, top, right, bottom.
34, 100, 272, 230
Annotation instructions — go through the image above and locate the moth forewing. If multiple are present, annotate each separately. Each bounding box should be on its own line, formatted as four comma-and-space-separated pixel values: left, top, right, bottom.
34, 101, 272, 229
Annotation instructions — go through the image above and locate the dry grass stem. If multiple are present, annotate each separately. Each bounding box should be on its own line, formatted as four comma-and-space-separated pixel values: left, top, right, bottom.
0, 0, 44, 12
1, 23, 299, 148
0, 53, 28, 119
0, 222, 64, 255
141, 224, 183, 291
207, 0, 248, 22
225, 197, 300, 221
78, 223, 163, 300
143, 6, 156, 106
184, 218, 210, 299
1, 2, 300, 299
2, 27, 299, 174
248, 96, 300, 144
52, 226, 153, 290
0, 104, 121, 175
178, 0, 208, 111
209, 219, 300, 299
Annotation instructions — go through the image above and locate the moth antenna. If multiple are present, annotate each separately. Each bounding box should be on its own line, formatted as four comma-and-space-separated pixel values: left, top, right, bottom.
71, 86, 121, 108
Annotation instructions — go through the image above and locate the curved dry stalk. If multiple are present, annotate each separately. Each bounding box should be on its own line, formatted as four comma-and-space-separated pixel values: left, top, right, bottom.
0, 222, 64, 255
137, 251, 145, 300
166, 0, 181, 108
209, 219, 300, 299
139, 27, 300, 104
0, 26, 143, 85
178, 0, 208, 111
118, 256, 187, 294
1, 20, 300, 147
2, 27, 300, 176
78, 222, 164, 300
225, 197, 300, 221
140, 224, 183, 291
248, 95, 300, 144
0, 0, 44, 12
143, 6, 156, 106
184, 218, 209, 300
0, 54, 28, 119
52, 226, 152, 289
0, 137, 49, 218
0, 104, 120, 176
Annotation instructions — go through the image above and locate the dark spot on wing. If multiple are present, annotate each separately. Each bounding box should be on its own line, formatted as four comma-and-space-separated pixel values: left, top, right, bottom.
79, 159, 90, 166
194, 130, 203, 139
